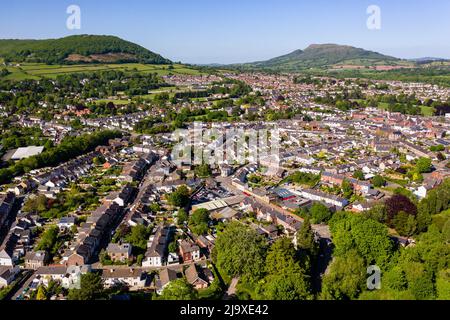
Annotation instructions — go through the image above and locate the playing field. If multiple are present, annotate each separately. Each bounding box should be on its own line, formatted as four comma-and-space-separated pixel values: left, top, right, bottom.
2, 62, 204, 80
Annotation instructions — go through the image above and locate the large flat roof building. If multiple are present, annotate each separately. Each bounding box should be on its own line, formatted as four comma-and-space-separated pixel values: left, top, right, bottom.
10, 146, 45, 160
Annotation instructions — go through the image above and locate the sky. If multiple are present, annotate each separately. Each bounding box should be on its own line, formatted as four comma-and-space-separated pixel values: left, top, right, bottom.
0, 0, 450, 64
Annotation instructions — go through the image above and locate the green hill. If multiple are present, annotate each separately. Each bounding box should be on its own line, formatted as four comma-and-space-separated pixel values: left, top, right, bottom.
0, 35, 171, 64
237, 44, 402, 71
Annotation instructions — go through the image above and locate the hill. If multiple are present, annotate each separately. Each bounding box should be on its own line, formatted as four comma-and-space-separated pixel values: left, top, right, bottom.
237, 44, 402, 71
0, 35, 171, 64
409, 57, 448, 62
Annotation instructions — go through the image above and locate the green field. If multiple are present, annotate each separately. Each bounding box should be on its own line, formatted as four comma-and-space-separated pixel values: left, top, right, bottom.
378, 102, 434, 116
420, 106, 435, 116
1, 62, 204, 80
130, 86, 212, 101
378, 102, 390, 110
95, 99, 131, 105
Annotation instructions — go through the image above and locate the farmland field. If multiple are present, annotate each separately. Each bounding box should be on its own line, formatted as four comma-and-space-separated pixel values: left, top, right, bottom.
2, 62, 204, 80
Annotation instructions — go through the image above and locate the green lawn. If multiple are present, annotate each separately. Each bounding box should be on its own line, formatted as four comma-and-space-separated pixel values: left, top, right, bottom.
95, 99, 131, 105
378, 102, 390, 110
378, 102, 435, 116
420, 106, 435, 116
2, 62, 204, 80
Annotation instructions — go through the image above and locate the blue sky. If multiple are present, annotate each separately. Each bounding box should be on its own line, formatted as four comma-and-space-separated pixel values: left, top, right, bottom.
1, 0, 450, 64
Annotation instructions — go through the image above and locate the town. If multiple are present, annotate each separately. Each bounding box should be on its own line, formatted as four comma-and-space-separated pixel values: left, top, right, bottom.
1, 65, 449, 301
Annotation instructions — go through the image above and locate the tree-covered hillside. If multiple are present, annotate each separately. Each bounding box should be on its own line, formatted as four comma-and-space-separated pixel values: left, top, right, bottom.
0, 35, 171, 64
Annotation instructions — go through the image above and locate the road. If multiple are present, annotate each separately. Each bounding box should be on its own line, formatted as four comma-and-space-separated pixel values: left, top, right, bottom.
8, 270, 35, 301
226, 277, 239, 296
119, 161, 157, 228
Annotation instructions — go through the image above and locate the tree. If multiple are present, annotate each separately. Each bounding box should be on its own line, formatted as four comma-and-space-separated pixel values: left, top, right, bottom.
287, 172, 321, 187
189, 208, 210, 235
99, 249, 112, 265
384, 266, 408, 291
68, 272, 104, 300
393, 211, 417, 237
353, 170, 365, 181
329, 212, 394, 267
167, 185, 190, 208
22, 194, 48, 214
321, 250, 366, 300
372, 175, 386, 188
36, 286, 47, 300
415, 157, 432, 174
263, 270, 312, 300
443, 220, 450, 243
416, 179, 450, 218
125, 225, 150, 250
261, 238, 312, 300
409, 272, 435, 300
36, 226, 59, 253
265, 238, 298, 275
437, 152, 447, 162
149, 203, 161, 213
168, 241, 178, 253
296, 218, 319, 260
177, 208, 188, 226
385, 194, 417, 225
0, 68, 10, 77
416, 203, 433, 234
93, 156, 105, 166
213, 222, 267, 281
362, 204, 387, 223
341, 179, 354, 199
310, 203, 332, 224
436, 269, 450, 300
194, 164, 212, 178
159, 278, 198, 300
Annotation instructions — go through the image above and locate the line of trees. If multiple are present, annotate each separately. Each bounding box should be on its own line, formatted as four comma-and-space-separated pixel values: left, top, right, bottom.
0, 130, 122, 184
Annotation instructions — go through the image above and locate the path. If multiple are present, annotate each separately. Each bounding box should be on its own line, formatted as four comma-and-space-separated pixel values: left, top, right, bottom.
225, 277, 239, 298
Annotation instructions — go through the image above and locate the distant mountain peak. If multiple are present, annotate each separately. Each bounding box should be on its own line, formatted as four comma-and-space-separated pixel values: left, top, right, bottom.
238, 43, 400, 71
304, 43, 344, 50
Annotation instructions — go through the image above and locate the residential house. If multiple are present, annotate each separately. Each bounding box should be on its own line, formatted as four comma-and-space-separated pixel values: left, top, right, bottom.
0, 248, 14, 267
184, 264, 209, 289
58, 217, 76, 232
25, 251, 48, 270
35, 266, 68, 286
102, 268, 147, 290
142, 225, 170, 267
0, 266, 19, 288
62, 265, 92, 289
299, 189, 349, 208
0, 192, 15, 230
106, 243, 132, 263
179, 240, 201, 263
156, 268, 178, 294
